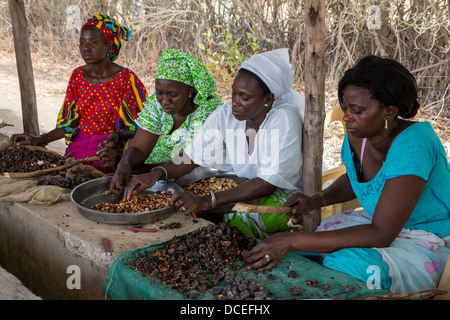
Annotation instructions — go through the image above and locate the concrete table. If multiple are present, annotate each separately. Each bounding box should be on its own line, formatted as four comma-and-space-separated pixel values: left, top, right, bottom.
0, 190, 210, 300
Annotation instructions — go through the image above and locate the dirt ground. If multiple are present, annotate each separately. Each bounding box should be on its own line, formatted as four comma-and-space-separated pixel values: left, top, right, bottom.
0, 51, 69, 155
0, 50, 448, 165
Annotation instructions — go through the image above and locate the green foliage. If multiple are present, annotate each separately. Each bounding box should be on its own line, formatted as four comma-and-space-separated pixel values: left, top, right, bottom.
198, 26, 260, 86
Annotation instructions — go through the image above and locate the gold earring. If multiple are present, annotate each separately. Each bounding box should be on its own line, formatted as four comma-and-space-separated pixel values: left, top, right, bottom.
385, 119, 388, 130
264, 103, 269, 107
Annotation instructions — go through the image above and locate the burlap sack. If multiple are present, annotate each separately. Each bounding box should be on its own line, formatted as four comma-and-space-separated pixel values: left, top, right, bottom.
0, 175, 70, 205
0, 141, 104, 205
0, 136, 11, 152
65, 163, 104, 179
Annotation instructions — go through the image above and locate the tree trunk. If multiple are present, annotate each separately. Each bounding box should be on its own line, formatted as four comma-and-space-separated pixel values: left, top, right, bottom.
302, 0, 326, 232
8, 0, 39, 135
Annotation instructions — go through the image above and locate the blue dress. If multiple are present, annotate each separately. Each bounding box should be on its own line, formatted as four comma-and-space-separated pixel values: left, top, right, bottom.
317, 122, 450, 293
342, 122, 450, 237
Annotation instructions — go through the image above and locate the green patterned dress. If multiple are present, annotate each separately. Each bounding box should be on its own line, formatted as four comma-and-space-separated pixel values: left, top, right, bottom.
224, 188, 295, 239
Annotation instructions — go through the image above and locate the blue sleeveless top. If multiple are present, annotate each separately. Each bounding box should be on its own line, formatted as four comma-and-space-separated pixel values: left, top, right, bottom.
341, 122, 450, 237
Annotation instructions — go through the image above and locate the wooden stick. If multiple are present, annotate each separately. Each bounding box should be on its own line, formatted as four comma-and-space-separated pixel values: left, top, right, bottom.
4, 156, 100, 179
0, 122, 14, 128
355, 288, 447, 300
232, 202, 292, 214
8, 0, 39, 135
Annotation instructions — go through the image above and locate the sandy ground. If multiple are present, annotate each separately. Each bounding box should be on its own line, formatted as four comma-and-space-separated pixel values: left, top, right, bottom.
0, 51, 73, 155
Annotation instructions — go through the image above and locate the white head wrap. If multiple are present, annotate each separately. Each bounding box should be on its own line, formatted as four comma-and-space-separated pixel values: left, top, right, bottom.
239, 48, 305, 120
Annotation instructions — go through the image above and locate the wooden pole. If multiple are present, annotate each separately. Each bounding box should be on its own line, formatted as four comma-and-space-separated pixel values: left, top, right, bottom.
8, 0, 39, 135
302, 0, 326, 232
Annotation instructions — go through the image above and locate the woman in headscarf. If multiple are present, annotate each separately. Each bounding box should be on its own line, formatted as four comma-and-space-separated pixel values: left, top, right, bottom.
242, 56, 450, 295
109, 49, 223, 191
121, 48, 305, 239
10, 14, 148, 173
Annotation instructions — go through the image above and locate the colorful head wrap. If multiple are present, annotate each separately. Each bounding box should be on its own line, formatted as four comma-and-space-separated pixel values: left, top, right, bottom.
82, 14, 131, 61
135, 49, 222, 163
155, 49, 219, 104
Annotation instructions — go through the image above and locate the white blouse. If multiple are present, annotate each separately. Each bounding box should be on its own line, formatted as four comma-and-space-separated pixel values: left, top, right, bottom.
183, 98, 304, 190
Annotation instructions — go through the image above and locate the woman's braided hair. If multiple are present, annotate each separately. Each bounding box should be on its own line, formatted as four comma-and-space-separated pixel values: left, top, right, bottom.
338, 55, 420, 119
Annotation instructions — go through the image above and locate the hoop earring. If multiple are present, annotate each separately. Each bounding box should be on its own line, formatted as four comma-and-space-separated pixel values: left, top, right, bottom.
385, 119, 388, 130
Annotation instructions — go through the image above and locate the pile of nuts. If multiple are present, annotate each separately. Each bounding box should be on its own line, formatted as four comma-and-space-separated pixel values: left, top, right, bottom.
159, 222, 182, 230
184, 177, 239, 196
128, 223, 266, 299
89, 191, 172, 213
0, 146, 65, 173
212, 266, 268, 300
37, 167, 102, 189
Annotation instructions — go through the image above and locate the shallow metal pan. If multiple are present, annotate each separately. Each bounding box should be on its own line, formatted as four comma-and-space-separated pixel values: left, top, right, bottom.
70, 176, 183, 225
175, 166, 251, 214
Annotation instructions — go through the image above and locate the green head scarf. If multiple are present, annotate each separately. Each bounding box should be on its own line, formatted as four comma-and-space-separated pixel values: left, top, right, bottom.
154, 49, 220, 105
136, 49, 223, 165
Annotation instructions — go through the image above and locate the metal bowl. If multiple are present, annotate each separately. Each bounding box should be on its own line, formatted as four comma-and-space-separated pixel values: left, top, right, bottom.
70, 176, 183, 225
175, 166, 250, 214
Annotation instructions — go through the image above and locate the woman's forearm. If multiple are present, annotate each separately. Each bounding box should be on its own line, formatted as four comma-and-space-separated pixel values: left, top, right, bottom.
287, 175, 425, 253
163, 157, 199, 180
321, 173, 356, 206
121, 146, 149, 169
44, 128, 66, 144
121, 129, 136, 142
213, 178, 277, 208
122, 129, 159, 168
285, 222, 394, 254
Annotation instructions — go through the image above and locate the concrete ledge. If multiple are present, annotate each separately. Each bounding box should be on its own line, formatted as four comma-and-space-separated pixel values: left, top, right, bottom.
0, 200, 210, 299
0, 265, 41, 300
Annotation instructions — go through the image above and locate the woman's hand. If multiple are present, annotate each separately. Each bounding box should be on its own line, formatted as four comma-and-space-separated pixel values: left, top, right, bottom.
109, 160, 132, 194
170, 191, 209, 218
97, 138, 119, 169
284, 192, 321, 219
105, 132, 120, 148
10, 133, 45, 146
242, 233, 293, 271
123, 171, 160, 201
97, 146, 118, 169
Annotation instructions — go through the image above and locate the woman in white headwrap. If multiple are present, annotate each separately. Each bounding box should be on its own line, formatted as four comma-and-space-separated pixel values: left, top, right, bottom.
122, 48, 305, 239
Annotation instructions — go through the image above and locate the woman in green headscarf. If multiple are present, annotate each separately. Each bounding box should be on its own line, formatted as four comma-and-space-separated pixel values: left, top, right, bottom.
109, 49, 223, 192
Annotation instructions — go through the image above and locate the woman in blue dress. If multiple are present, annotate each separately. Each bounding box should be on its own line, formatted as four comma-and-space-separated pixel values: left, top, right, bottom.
243, 55, 450, 294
